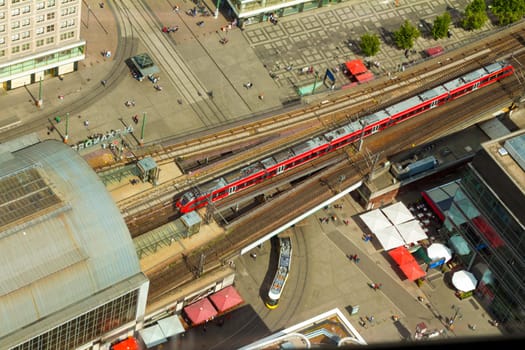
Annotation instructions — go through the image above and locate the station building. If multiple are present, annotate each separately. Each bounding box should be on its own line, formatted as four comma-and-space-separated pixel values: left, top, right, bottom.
0, 0, 85, 90
0, 138, 148, 350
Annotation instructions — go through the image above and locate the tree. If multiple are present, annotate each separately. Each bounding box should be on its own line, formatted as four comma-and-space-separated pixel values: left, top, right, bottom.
359, 33, 381, 57
462, 0, 488, 30
431, 12, 452, 40
491, 0, 525, 26
393, 20, 420, 50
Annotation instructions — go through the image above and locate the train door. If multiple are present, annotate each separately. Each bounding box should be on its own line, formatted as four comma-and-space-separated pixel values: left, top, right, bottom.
228, 186, 236, 196
430, 99, 439, 108
370, 124, 380, 134
276, 165, 285, 175
472, 81, 480, 90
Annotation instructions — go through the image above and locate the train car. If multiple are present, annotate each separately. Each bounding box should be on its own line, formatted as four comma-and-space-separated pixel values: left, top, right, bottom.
265, 236, 292, 309
176, 61, 514, 214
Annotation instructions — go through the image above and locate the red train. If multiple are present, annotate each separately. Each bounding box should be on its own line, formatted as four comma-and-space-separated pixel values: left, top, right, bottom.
177, 61, 514, 213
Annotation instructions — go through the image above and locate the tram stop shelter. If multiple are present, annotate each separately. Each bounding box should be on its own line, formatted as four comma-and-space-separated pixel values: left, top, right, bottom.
129, 53, 159, 81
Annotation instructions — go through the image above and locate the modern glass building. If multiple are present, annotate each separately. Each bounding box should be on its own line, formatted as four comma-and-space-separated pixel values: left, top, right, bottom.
223, 0, 346, 26
0, 0, 85, 90
437, 130, 525, 334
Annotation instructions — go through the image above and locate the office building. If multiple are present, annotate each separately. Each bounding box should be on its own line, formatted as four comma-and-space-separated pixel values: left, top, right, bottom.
0, 0, 85, 90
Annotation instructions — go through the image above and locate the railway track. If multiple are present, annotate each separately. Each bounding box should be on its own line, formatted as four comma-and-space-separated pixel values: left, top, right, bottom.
110, 22, 525, 228
144, 71, 522, 303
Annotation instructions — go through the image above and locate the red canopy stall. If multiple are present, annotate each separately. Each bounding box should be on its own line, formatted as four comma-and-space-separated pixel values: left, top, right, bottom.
398, 261, 426, 281
388, 246, 416, 266
183, 298, 218, 326
209, 285, 244, 313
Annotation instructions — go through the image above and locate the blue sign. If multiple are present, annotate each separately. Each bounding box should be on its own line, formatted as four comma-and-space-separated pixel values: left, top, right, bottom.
428, 258, 445, 269
325, 69, 335, 82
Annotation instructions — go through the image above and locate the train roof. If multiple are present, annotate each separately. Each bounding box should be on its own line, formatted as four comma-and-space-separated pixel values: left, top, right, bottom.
386, 96, 422, 116
223, 161, 266, 184
291, 136, 328, 156
484, 61, 506, 73
272, 148, 295, 163
461, 67, 488, 83
361, 110, 390, 126
442, 77, 463, 91
324, 121, 362, 141
199, 177, 228, 194
260, 156, 277, 169
419, 85, 448, 101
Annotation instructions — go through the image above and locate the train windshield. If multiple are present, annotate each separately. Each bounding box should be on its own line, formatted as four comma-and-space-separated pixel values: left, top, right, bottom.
179, 192, 194, 205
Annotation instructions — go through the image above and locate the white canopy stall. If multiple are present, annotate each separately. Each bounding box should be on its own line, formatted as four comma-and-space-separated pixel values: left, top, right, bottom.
381, 202, 414, 225
374, 225, 406, 250
396, 220, 428, 244
359, 209, 392, 233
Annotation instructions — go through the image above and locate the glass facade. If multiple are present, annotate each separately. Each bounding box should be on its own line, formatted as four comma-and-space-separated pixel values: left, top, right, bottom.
0, 44, 84, 79
11, 289, 139, 350
442, 167, 525, 333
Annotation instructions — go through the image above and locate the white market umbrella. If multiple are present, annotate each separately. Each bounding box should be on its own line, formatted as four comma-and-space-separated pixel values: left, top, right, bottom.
452, 270, 478, 292
426, 243, 453, 263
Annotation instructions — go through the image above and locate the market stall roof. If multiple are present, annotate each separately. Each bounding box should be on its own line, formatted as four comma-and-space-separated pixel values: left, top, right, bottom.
183, 298, 218, 326
426, 243, 453, 263
396, 220, 428, 244
382, 202, 414, 225
359, 209, 392, 233
374, 225, 405, 250
112, 337, 139, 350
209, 285, 244, 313
398, 261, 426, 281
452, 270, 478, 292
157, 315, 186, 338
138, 325, 166, 349
345, 59, 368, 75
388, 246, 416, 265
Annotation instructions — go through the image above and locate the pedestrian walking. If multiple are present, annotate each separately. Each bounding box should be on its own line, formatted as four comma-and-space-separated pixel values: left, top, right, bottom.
250, 252, 257, 260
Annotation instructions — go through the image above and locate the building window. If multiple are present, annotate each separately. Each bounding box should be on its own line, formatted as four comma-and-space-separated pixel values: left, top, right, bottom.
47, 12, 55, 20
46, 24, 54, 32
0, 0, 5, 5
36, 27, 44, 34
37, 14, 44, 22
36, 2, 44, 10
45, 36, 54, 44
22, 5, 30, 13
0, 24, 4, 32
12, 46, 20, 54
21, 43, 30, 51
36, 39, 44, 47
22, 18, 30, 26
12, 21, 20, 29
47, 0, 55, 6
21, 31, 29, 39
12, 0, 21, 3
0, 37, 4, 44
11, 33, 20, 41
0, 50, 5, 57
11, 7, 20, 16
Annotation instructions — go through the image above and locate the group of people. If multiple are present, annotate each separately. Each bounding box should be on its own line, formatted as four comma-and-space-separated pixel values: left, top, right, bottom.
348, 254, 360, 263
